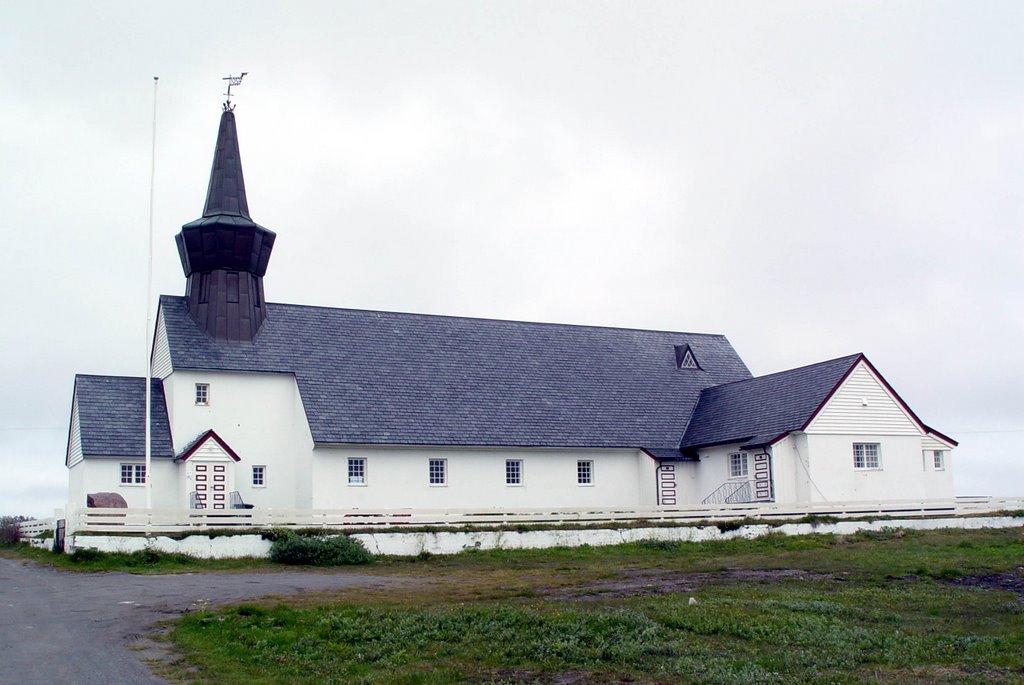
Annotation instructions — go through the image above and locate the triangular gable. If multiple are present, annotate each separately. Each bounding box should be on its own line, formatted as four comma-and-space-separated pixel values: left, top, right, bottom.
803, 356, 930, 437
65, 387, 82, 467
150, 305, 173, 380
175, 429, 242, 462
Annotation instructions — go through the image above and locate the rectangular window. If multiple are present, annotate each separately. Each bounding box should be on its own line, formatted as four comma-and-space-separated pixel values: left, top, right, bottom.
577, 460, 593, 485
429, 458, 447, 485
195, 383, 209, 406
729, 452, 749, 479
120, 463, 146, 485
853, 443, 881, 469
933, 450, 945, 470
252, 465, 265, 487
505, 459, 522, 486
348, 458, 366, 485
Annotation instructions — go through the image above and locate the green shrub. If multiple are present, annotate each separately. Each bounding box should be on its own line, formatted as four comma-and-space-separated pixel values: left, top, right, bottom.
636, 538, 679, 552
798, 514, 840, 526
0, 516, 28, 547
70, 548, 103, 562
269, 534, 372, 566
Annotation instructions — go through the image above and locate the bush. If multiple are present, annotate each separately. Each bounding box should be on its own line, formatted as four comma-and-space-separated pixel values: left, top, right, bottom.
70, 548, 103, 562
0, 516, 28, 547
270, 534, 372, 566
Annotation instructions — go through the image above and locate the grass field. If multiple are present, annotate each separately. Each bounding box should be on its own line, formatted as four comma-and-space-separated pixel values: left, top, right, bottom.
161, 528, 1024, 685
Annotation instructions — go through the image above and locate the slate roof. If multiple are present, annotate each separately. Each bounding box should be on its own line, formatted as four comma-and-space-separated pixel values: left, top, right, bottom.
73, 375, 174, 458
680, 354, 863, 451
159, 295, 752, 449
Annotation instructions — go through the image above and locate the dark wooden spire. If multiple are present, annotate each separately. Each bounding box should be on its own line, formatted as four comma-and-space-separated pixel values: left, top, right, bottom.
175, 109, 276, 342
201, 109, 251, 219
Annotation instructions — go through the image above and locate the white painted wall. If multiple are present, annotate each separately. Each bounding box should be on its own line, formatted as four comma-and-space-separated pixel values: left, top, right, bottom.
675, 445, 759, 504
163, 369, 314, 509
803, 433, 954, 501
676, 429, 954, 506
311, 446, 657, 509
67, 458, 179, 510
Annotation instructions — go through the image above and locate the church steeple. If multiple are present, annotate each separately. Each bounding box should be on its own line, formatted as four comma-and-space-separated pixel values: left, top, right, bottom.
175, 108, 276, 342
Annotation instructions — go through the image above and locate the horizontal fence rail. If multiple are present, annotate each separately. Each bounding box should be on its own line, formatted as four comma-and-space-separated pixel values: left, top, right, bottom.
64, 497, 1024, 535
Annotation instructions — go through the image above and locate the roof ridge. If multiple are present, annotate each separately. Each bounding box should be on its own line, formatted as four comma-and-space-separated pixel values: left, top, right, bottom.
700, 353, 862, 392
76, 373, 149, 381
160, 293, 728, 339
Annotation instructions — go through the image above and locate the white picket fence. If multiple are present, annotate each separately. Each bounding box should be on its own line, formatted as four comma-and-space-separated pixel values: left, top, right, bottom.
57, 496, 1023, 535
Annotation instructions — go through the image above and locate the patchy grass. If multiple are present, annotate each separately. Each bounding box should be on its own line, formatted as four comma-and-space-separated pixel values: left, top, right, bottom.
0, 544, 273, 574
164, 528, 1024, 684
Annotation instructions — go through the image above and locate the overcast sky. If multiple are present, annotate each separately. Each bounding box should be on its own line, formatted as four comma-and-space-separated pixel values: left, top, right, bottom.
2, 2, 1021, 517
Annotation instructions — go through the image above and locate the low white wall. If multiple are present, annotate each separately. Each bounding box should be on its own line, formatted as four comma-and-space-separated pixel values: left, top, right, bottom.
68, 516, 1022, 558
71, 534, 271, 558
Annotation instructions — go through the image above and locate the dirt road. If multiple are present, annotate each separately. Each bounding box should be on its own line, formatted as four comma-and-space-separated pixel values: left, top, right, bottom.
0, 557, 413, 685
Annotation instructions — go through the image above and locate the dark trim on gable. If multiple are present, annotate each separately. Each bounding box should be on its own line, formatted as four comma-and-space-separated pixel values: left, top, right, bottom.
799, 355, 953, 444
797, 354, 864, 432
924, 426, 959, 448
794, 356, 954, 446
176, 429, 242, 462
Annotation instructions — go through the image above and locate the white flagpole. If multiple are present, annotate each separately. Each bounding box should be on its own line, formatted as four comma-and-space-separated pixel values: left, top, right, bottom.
145, 77, 159, 515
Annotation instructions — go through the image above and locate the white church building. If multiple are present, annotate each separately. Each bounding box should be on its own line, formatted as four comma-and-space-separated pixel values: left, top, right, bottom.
65, 107, 957, 514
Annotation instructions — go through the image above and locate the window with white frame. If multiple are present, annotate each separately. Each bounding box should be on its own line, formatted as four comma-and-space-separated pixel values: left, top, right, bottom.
348, 458, 366, 485
577, 459, 593, 485
853, 443, 881, 469
932, 450, 946, 470
728, 452, 749, 479
195, 382, 210, 406
252, 465, 266, 487
120, 463, 146, 485
505, 459, 522, 486
428, 458, 447, 485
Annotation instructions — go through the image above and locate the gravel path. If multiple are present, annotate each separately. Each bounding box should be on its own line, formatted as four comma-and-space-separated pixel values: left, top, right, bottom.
0, 557, 416, 685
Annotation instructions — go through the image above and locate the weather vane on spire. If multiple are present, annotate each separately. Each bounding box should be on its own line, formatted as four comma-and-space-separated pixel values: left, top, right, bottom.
222, 72, 248, 111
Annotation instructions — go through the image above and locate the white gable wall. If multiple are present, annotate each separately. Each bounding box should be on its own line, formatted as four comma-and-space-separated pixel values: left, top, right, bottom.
67, 394, 83, 467
312, 446, 658, 509
800, 360, 953, 501
151, 310, 173, 380
805, 362, 920, 435
163, 370, 314, 509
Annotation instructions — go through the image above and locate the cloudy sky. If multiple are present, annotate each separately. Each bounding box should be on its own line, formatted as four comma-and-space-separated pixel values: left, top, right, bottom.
2, 2, 1021, 517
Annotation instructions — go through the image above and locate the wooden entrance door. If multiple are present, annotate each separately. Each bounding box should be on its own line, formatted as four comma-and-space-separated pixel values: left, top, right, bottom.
752, 452, 774, 502
657, 462, 678, 506
188, 459, 235, 510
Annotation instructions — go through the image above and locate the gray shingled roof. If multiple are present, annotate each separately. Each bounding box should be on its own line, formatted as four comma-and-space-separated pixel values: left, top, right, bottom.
160, 295, 752, 449
73, 375, 174, 458
680, 354, 862, 450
